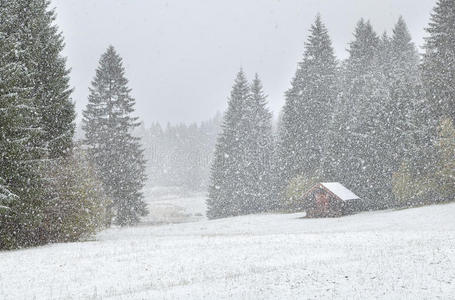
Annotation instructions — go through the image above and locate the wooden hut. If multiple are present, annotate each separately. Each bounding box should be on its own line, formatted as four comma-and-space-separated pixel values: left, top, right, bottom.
302, 182, 361, 218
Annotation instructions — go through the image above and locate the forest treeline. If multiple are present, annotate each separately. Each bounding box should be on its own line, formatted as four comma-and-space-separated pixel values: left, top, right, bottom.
136, 114, 221, 192
207, 1, 455, 218
0, 1, 147, 250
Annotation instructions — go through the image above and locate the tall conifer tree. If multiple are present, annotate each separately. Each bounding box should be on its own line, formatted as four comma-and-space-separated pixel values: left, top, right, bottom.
387, 18, 423, 167
208, 71, 286, 218
208, 71, 276, 218
374, 17, 424, 206
277, 15, 338, 195
0, 3, 46, 249
401, 0, 455, 202
207, 70, 250, 219
243, 74, 275, 212
329, 20, 391, 208
83, 46, 148, 226
7, 0, 75, 158
422, 0, 455, 123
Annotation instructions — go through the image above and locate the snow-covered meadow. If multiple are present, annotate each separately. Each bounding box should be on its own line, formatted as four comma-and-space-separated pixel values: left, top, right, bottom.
1, 194, 454, 299
140, 187, 207, 225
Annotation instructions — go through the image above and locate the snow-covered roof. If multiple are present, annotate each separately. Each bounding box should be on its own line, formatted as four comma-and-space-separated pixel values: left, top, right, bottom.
320, 182, 360, 201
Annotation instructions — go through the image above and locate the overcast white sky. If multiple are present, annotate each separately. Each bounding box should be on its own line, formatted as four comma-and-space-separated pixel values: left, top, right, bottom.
52, 0, 437, 126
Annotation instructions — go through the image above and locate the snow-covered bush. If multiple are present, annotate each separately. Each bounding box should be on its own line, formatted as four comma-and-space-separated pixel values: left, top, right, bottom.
41, 148, 112, 243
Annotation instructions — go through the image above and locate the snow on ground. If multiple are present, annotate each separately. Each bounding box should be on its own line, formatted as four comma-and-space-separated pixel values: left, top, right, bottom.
140, 186, 207, 225
1, 200, 455, 299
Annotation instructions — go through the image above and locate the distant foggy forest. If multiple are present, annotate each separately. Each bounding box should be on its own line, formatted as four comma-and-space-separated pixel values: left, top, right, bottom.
136, 114, 222, 192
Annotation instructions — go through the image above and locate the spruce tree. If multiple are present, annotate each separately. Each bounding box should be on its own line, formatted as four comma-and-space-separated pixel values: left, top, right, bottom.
422, 0, 455, 123
277, 15, 338, 195
207, 70, 250, 219
329, 20, 391, 208
377, 31, 394, 88
380, 17, 423, 205
7, 0, 75, 158
83, 46, 148, 226
243, 74, 275, 213
388, 17, 421, 149
402, 0, 455, 203
0, 6, 46, 249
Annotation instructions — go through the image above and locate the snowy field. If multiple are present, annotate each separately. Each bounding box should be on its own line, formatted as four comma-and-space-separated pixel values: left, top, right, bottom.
1, 199, 455, 299
140, 186, 207, 225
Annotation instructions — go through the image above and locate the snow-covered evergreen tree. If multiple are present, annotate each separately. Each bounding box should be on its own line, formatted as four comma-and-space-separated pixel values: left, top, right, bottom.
422, 0, 455, 123
329, 19, 391, 208
0, 4, 47, 249
243, 74, 275, 212
379, 17, 424, 205
395, 0, 455, 207
7, 0, 75, 158
83, 46, 148, 226
208, 71, 276, 218
388, 17, 421, 151
277, 15, 338, 196
207, 70, 250, 219
378, 31, 393, 74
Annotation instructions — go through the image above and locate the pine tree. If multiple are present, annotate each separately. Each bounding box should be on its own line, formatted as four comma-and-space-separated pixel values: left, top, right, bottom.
0, 5, 46, 249
7, 0, 75, 158
378, 31, 392, 70
329, 19, 391, 208
398, 0, 455, 205
277, 15, 338, 195
207, 70, 250, 219
388, 17, 421, 153
83, 46, 148, 226
422, 0, 455, 123
380, 17, 424, 205
243, 74, 275, 213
